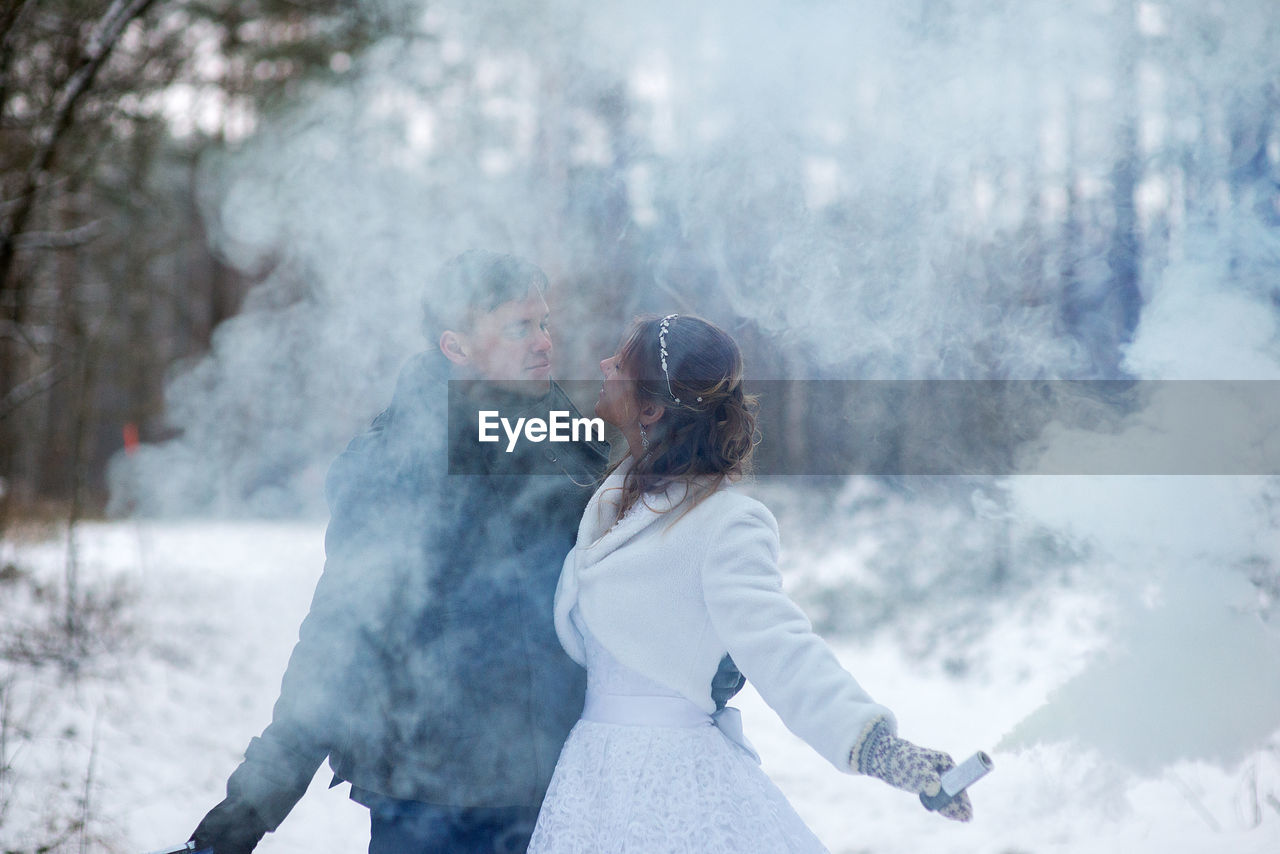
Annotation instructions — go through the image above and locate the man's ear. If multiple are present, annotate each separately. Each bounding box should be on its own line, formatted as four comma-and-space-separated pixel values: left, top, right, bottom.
439, 330, 469, 366
638, 401, 666, 427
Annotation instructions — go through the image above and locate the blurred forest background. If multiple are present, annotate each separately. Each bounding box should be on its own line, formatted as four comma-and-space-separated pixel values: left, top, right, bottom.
2, 0, 1278, 534
2, 0, 1279, 528
1, 0, 405, 531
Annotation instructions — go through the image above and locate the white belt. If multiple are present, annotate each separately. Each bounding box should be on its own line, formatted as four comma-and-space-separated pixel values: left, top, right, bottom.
581, 692, 761, 764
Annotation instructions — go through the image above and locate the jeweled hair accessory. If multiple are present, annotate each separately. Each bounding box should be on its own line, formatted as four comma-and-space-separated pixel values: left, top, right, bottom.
658, 314, 680, 403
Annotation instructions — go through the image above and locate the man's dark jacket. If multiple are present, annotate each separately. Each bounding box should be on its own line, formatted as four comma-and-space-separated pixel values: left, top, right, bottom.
220, 351, 608, 830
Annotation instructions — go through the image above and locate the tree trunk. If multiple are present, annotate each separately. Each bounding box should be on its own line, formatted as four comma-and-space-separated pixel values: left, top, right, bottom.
1106, 0, 1144, 347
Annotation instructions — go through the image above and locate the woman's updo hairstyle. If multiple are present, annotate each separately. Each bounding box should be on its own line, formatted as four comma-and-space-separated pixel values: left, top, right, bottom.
611, 314, 759, 518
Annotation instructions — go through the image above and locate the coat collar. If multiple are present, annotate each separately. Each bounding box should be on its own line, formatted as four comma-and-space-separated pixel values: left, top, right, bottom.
576, 456, 713, 568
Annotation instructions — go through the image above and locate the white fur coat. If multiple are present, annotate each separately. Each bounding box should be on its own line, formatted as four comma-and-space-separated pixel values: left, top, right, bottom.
553, 459, 895, 771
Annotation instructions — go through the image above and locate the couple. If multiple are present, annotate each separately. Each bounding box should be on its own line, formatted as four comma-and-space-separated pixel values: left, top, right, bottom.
190, 251, 971, 854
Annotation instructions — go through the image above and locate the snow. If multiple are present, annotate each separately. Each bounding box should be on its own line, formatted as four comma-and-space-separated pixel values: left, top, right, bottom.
3, 519, 1279, 853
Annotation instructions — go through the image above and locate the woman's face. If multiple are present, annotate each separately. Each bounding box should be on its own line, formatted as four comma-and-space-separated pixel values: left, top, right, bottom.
595, 350, 640, 428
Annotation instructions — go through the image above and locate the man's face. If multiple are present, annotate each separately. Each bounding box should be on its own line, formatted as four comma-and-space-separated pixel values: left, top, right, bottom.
446, 286, 553, 396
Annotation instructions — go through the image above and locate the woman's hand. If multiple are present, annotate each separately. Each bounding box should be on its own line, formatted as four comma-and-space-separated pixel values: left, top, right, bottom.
855, 722, 973, 822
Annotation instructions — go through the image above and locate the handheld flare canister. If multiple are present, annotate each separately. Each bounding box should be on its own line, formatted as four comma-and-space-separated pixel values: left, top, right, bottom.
919, 750, 994, 811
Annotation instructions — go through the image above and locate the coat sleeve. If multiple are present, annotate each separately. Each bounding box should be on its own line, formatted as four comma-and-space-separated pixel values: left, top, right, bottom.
215, 407, 396, 829
223, 404, 430, 830
216, 352, 452, 830
699, 499, 896, 772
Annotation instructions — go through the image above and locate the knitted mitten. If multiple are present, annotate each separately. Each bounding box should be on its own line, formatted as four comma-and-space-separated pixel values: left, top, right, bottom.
854, 721, 973, 822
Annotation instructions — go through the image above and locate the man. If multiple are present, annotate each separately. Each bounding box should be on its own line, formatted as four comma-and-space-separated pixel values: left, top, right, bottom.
190, 251, 600, 852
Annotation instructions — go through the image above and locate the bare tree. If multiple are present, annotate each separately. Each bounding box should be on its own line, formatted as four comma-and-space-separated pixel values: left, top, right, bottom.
0, 0, 397, 533
0, 0, 160, 535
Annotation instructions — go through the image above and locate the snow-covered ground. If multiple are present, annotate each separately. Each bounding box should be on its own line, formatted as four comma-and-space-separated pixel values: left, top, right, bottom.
3, 519, 1278, 853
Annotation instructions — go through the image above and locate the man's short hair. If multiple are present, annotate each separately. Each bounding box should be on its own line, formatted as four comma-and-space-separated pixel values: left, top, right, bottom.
423, 250, 550, 341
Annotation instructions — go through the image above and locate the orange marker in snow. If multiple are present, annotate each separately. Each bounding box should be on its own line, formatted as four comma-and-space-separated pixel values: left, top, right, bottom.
123, 422, 139, 456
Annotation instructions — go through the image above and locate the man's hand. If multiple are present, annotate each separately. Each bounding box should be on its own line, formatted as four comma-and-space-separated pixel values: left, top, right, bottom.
856, 723, 973, 822
190, 797, 269, 854
710, 654, 746, 709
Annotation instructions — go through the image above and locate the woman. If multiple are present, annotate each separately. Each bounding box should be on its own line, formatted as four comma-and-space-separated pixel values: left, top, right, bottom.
529, 315, 972, 853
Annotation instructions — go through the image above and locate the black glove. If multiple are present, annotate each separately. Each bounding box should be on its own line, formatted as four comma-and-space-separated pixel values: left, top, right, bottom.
711, 654, 746, 710
191, 797, 269, 854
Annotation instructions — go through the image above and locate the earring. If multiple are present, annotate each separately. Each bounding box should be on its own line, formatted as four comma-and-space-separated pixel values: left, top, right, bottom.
639, 423, 650, 450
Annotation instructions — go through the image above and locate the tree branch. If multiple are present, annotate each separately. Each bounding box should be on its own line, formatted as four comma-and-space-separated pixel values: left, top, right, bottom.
0, 0, 159, 301
12, 219, 102, 251
0, 316, 53, 351
0, 361, 67, 421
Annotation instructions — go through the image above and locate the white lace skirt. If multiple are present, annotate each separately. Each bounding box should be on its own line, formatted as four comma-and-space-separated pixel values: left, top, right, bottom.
528, 719, 829, 854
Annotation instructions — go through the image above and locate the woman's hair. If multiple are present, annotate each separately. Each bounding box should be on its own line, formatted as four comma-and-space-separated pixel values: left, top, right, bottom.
609, 314, 759, 520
